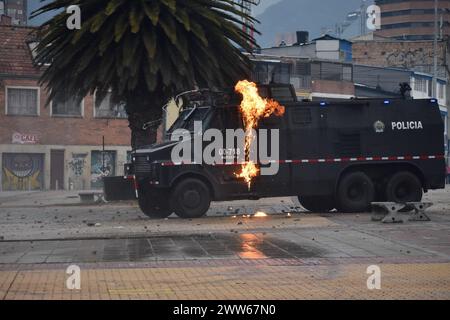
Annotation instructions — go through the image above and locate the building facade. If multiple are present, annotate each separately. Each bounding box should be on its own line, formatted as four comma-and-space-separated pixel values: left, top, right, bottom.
375, 0, 450, 40
0, 25, 131, 191
0, 0, 27, 25
352, 38, 449, 79
261, 34, 353, 63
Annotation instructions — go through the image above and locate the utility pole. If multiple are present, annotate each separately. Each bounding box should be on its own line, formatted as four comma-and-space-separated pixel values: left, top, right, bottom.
432, 0, 438, 98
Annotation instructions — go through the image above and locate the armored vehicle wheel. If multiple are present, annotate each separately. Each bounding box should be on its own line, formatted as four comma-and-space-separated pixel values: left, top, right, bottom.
171, 178, 211, 219
298, 196, 335, 213
138, 187, 173, 219
385, 171, 422, 203
337, 171, 375, 213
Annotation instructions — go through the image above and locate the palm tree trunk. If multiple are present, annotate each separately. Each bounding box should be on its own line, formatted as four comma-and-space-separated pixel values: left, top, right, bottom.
128, 112, 162, 149
125, 91, 166, 149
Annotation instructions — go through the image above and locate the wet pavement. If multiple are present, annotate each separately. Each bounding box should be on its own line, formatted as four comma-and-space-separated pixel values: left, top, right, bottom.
1, 188, 450, 299
1, 219, 448, 264
0, 233, 324, 264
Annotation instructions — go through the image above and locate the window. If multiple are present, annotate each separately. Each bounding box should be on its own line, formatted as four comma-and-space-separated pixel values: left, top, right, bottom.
52, 90, 82, 117
438, 83, 445, 99
94, 92, 127, 119
320, 62, 342, 81
343, 66, 353, 82
414, 78, 427, 93
6, 87, 39, 116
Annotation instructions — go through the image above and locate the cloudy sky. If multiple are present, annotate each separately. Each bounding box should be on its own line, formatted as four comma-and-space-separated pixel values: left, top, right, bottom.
27, 0, 373, 46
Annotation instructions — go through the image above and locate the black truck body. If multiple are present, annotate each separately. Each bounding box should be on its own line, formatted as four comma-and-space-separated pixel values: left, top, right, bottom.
125, 84, 446, 218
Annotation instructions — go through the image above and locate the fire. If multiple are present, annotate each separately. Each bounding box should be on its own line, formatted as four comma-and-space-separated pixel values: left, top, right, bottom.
234, 80, 285, 189
254, 211, 268, 217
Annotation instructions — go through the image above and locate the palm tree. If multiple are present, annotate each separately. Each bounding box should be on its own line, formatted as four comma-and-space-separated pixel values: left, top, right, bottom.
32, 0, 258, 148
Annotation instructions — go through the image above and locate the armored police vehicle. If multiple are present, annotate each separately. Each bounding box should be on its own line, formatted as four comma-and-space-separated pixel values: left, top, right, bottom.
125, 84, 446, 219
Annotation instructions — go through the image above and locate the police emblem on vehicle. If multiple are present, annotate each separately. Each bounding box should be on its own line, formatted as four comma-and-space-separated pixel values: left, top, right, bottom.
374, 121, 385, 133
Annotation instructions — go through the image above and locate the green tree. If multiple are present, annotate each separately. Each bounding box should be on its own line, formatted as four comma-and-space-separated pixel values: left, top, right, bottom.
32, 0, 258, 148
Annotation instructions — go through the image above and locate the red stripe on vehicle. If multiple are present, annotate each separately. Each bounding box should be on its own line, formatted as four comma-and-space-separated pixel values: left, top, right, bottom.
149, 155, 444, 167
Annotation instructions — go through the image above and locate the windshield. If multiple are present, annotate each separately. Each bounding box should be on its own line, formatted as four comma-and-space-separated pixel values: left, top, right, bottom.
168, 107, 211, 133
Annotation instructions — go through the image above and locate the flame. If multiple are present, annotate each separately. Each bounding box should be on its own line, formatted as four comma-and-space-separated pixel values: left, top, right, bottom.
234, 80, 285, 189
254, 211, 268, 217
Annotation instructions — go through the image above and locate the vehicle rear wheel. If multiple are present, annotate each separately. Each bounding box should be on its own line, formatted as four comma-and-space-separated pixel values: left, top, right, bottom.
337, 171, 375, 213
171, 178, 211, 219
298, 196, 335, 213
385, 171, 422, 203
138, 186, 173, 219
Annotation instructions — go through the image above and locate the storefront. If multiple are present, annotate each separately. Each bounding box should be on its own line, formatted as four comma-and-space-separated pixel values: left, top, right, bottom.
0, 146, 129, 191
1, 153, 45, 191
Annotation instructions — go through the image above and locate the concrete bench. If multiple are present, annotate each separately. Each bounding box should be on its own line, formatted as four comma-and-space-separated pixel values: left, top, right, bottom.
78, 191, 105, 204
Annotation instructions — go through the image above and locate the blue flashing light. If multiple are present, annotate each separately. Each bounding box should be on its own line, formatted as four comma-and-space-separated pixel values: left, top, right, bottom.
430, 99, 437, 103
320, 102, 327, 106
384, 100, 390, 105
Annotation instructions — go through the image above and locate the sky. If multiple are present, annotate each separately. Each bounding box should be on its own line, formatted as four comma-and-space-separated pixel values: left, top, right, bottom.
27, 0, 55, 25
253, 0, 284, 16
27, 0, 373, 46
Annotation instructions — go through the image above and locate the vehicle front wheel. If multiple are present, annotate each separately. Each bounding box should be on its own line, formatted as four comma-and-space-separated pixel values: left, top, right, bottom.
138, 186, 173, 219
298, 196, 335, 213
170, 178, 211, 219
337, 171, 375, 213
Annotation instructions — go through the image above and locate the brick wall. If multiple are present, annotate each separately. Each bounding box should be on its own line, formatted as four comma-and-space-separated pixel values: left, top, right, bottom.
352, 40, 448, 75
0, 78, 131, 147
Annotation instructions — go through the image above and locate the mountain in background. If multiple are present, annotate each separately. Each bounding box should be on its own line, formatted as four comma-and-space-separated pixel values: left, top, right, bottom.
256, 0, 373, 47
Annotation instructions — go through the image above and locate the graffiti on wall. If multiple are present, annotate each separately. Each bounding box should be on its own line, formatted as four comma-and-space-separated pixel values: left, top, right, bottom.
91, 151, 116, 189
384, 46, 445, 72
68, 153, 87, 190
68, 154, 87, 177
2, 153, 44, 191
